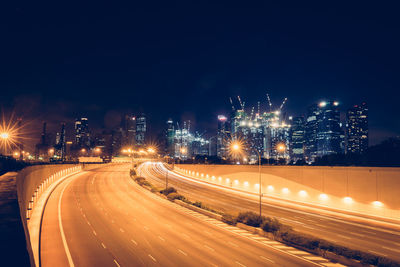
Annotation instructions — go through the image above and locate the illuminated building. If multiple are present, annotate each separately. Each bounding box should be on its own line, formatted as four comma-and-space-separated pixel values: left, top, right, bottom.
135, 114, 146, 146
166, 118, 175, 157
289, 116, 305, 162
35, 122, 50, 160
217, 115, 230, 158
305, 101, 342, 162
122, 115, 136, 147
75, 118, 90, 148
54, 123, 66, 161
346, 102, 368, 154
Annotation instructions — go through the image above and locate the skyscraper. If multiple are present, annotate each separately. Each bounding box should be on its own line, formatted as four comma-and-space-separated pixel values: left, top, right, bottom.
216, 115, 230, 158
122, 115, 136, 147
304, 104, 319, 162
135, 114, 146, 146
166, 118, 175, 156
316, 101, 342, 157
346, 102, 368, 154
305, 101, 342, 162
55, 123, 66, 161
75, 118, 90, 148
290, 116, 305, 162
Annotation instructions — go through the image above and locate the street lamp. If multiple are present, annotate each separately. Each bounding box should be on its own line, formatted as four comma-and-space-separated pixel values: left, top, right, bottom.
231, 141, 263, 218
0, 132, 10, 155
276, 142, 286, 163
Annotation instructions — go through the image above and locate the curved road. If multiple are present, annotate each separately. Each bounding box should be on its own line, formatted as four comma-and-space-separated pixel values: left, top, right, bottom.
141, 162, 400, 262
40, 164, 320, 267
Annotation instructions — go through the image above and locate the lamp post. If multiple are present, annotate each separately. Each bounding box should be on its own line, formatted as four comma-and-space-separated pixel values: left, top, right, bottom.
231, 141, 263, 218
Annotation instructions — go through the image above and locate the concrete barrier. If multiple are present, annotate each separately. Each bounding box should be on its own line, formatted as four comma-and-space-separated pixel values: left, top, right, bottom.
16, 164, 83, 266
175, 164, 400, 221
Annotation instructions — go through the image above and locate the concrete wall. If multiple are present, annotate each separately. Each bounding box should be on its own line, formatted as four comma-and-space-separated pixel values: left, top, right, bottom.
16, 164, 85, 266
175, 164, 400, 220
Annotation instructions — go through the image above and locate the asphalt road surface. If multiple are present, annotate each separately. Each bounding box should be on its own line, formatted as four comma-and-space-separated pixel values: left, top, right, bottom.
40, 164, 322, 267
141, 162, 400, 262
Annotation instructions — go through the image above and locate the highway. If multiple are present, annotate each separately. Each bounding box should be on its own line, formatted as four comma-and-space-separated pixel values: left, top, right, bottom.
141, 162, 400, 262
39, 164, 324, 267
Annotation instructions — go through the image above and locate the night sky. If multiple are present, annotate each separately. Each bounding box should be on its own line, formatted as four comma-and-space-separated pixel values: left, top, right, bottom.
1, 2, 400, 148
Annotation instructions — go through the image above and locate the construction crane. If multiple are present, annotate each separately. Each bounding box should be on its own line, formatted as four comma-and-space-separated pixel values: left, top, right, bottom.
279, 97, 288, 111
266, 93, 273, 112
237, 96, 245, 110
229, 97, 235, 111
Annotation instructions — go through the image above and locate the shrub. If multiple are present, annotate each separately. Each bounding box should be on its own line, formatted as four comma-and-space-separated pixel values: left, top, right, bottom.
281, 230, 320, 250
193, 201, 203, 208
135, 177, 151, 187
129, 169, 137, 177
237, 211, 263, 227
377, 257, 400, 267
261, 217, 282, 233
222, 213, 238, 225
167, 193, 185, 201
160, 187, 177, 195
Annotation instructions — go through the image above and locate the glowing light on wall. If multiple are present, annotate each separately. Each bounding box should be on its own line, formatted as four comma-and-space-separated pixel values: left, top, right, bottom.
255, 183, 260, 188
244, 181, 249, 186
282, 188, 290, 194
234, 180, 239, 185
319, 193, 328, 201
372, 201, 384, 207
343, 197, 353, 204
226, 178, 230, 183
298, 190, 307, 197
206, 174, 209, 178
211, 176, 215, 180
201, 173, 204, 177
196, 172, 199, 176
267, 185, 274, 191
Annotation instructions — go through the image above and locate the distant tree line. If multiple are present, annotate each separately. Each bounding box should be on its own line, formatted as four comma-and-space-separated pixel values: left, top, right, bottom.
312, 137, 400, 167
0, 156, 31, 176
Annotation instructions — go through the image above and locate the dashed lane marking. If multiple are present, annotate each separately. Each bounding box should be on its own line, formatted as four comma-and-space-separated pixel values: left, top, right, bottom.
178, 249, 187, 256
260, 256, 274, 263
114, 259, 120, 267
235, 261, 247, 267
148, 254, 157, 262
101, 243, 106, 249
204, 245, 215, 252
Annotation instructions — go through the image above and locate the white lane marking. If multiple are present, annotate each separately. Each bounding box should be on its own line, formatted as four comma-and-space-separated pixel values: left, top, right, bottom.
337, 234, 352, 240
368, 250, 388, 257
204, 245, 215, 252
235, 261, 247, 267
58, 179, 75, 267
114, 259, 120, 267
101, 243, 106, 249
381, 246, 400, 253
350, 232, 365, 237
181, 233, 190, 239
92, 230, 97, 236
260, 256, 274, 263
131, 239, 137, 245
178, 249, 187, 256
228, 241, 239, 247
158, 236, 165, 241
120, 228, 125, 233
148, 254, 157, 262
